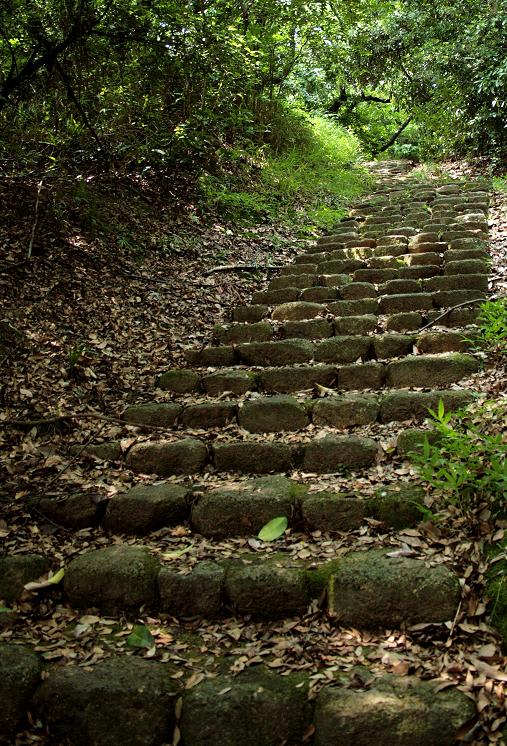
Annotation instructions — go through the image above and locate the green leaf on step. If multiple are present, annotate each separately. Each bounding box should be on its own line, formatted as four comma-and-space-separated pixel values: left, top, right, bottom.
258, 516, 288, 542
47, 567, 65, 585
0, 604, 13, 613
126, 624, 155, 649
162, 543, 194, 560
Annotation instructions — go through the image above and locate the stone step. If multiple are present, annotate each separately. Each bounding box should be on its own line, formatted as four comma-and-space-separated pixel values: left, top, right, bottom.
185, 332, 477, 367
160, 352, 479, 395
0, 539, 461, 625
213, 315, 478, 344
1, 645, 474, 745
118, 411, 469, 475
124, 388, 473, 434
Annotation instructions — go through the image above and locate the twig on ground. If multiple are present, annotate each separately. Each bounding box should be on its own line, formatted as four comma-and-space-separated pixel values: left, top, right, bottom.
418, 298, 488, 331
2, 411, 172, 432
27, 179, 43, 260
203, 264, 282, 276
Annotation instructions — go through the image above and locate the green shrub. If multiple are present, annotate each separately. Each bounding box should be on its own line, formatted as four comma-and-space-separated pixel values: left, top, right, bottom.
411, 399, 507, 514
471, 298, 507, 356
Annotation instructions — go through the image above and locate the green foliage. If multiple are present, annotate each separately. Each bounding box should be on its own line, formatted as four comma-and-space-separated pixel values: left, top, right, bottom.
412, 399, 507, 514
258, 516, 288, 542
126, 624, 155, 650
200, 114, 370, 224
471, 299, 507, 355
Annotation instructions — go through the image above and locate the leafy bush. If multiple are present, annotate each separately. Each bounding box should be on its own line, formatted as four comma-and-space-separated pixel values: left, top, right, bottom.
471, 298, 507, 356
412, 399, 507, 514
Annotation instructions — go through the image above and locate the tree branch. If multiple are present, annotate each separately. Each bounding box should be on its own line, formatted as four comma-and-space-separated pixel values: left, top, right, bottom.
373, 114, 413, 154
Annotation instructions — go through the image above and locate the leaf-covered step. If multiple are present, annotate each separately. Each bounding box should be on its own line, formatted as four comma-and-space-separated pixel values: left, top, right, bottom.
13, 541, 461, 630
3, 650, 473, 746
185, 331, 475, 367
159, 352, 479, 396
123, 388, 472, 434
31, 476, 427, 536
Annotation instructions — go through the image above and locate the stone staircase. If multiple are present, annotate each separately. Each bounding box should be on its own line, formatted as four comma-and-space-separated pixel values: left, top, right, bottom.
1, 160, 494, 744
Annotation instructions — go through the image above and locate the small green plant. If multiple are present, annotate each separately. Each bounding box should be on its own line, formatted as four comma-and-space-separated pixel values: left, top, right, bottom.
411, 399, 507, 514
67, 344, 85, 370
471, 298, 507, 355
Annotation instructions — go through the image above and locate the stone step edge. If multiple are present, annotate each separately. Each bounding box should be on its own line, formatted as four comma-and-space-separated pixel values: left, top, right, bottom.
34, 476, 428, 537
2, 545, 460, 625
211, 321, 480, 347
123, 388, 474, 433
157, 353, 480, 393
106, 426, 442, 476
1, 645, 476, 746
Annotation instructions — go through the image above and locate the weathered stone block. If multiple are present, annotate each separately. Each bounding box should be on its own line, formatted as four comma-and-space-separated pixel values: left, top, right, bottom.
181, 401, 237, 429
0, 645, 41, 738
239, 395, 308, 432
314, 675, 474, 746
327, 299, 378, 316
338, 362, 385, 390
415, 331, 468, 354
423, 274, 488, 292
104, 483, 190, 534
380, 389, 472, 423
433, 289, 486, 308
340, 282, 377, 300
379, 293, 433, 314
0, 555, 51, 604
302, 493, 365, 531
366, 484, 425, 529
213, 321, 273, 345
334, 315, 377, 335
225, 560, 308, 618
268, 274, 316, 290
126, 438, 208, 475
385, 312, 423, 332
191, 475, 297, 538
180, 669, 310, 746
312, 395, 379, 428
202, 369, 257, 396
315, 336, 371, 364
184, 346, 235, 367
236, 339, 314, 366
373, 334, 413, 360
444, 259, 489, 275
158, 562, 224, 617
302, 435, 378, 472
258, 365, 337, 394
354, 268, 399, 283
379, 279, 421, 296
64, 546, 160, 613
271, 301, 323, 321
123, 403, 182, 427
328, 549, 460, 626
252, 288, 300, 304
282, 318, 333, 339
398, 265, 441, 280
386, 353, 479, 387
36, 657, 179, 746
157, 369, 199, 393
38, 493, 99, 530
232, 305, 269, 322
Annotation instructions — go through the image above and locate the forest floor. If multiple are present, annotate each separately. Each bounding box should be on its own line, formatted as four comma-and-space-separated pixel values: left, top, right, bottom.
1, 160, 507, 744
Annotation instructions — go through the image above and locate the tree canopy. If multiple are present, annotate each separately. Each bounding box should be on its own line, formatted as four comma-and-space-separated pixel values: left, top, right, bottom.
1, 0, 505, 177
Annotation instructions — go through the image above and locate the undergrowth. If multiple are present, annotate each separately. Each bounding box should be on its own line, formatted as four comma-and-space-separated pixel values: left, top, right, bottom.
199, 113, 371, 228
412, 399, 507, 515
